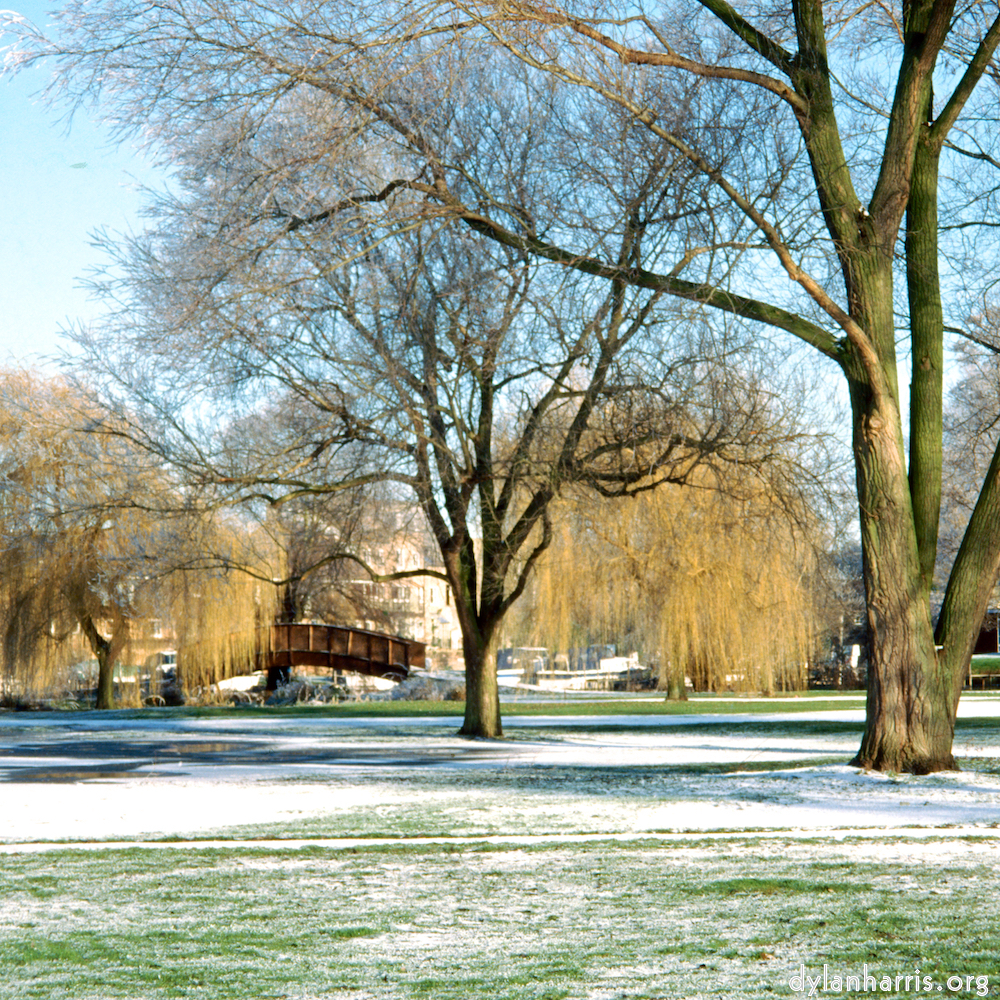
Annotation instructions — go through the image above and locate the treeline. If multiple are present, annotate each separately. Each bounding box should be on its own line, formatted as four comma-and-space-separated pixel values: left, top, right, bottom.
0, 370, 280, 707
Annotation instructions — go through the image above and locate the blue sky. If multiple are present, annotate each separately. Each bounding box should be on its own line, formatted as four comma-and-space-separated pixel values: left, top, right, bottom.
1, 1, 163, 370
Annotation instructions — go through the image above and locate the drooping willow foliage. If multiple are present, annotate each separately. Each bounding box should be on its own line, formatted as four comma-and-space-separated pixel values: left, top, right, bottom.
170, 517, 283, 692
0, 369, 281, 704
505, 469, 826, 695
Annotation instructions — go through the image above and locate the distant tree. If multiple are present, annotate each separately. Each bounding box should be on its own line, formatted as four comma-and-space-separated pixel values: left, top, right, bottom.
0, 370, 156, 706
257, 477, 424, 633
220, 395, 387, 628
0, 370, 277, 707
507, 435, 829, 697
266, 493, 372, 626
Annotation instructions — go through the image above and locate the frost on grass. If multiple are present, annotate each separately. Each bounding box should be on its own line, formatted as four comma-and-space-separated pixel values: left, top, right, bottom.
3, 709, 1000, 998
2, 839, 1000, 1000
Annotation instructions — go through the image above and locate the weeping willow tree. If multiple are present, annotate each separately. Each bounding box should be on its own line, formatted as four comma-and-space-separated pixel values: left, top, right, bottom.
509, 467, 825, 696
0, 369, 281, 706
168, 536, 282, 694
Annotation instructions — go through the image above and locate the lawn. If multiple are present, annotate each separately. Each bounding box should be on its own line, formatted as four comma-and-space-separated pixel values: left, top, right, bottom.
2, 837, 998, 999
136, 689, 869, 720
2, 699, 1000, 999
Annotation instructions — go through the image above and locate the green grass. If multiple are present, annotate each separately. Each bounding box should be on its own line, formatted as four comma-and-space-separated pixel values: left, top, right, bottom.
4, 703, 1000, 997
695, 877, 869, 896
119, 692, 867, 721
1, 838, 998, 999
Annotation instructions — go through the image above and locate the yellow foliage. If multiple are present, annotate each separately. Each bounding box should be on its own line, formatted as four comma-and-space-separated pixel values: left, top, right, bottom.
0, 368, 281, 703
508, 469, 821, 694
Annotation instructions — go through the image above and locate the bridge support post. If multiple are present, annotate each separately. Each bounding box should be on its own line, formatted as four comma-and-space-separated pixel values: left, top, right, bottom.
265, 665, 291, 692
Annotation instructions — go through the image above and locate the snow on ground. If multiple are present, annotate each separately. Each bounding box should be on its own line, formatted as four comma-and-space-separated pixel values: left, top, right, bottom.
2, 699, 1000, 844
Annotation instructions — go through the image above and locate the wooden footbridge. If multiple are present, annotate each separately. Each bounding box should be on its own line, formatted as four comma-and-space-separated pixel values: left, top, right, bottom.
265, 623, 426, 689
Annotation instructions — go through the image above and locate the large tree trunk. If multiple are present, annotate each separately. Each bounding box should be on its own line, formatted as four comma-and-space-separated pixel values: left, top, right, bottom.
459, 636, 502, 738
446, 532, 504, 738
847, 382, 958, 772
852, 607, 958, 773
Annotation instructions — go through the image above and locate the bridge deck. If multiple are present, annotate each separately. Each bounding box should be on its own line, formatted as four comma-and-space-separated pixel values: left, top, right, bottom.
266, 623, 425, 681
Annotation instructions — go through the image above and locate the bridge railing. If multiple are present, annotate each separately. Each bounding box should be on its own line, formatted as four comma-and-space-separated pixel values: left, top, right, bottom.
267, 623, 426, 680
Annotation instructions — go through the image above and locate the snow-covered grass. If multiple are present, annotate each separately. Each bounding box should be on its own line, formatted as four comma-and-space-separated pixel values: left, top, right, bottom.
2, 700, 1000, 998
3, 836, 1000, 999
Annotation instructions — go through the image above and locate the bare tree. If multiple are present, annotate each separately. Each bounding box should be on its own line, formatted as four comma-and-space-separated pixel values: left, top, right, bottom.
73, 189, 791, 732
1, 34, 796, 732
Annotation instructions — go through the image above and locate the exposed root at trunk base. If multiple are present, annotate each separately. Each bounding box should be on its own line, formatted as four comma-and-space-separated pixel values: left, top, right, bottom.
849, 751, 959, 775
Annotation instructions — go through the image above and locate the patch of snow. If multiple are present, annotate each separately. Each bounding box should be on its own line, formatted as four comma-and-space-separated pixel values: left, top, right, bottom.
2, 704, 1000, 844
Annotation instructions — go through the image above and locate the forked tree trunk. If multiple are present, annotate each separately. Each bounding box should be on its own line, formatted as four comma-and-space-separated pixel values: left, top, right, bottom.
854, 644, 958, 773
852, 560, 959, 773
847, 383, 959, 772
79, 611, 124, 711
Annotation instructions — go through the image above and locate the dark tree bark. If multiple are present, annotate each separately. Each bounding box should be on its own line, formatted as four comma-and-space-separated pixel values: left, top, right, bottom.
79, 611, 127, 711
458, 639, 503, 739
